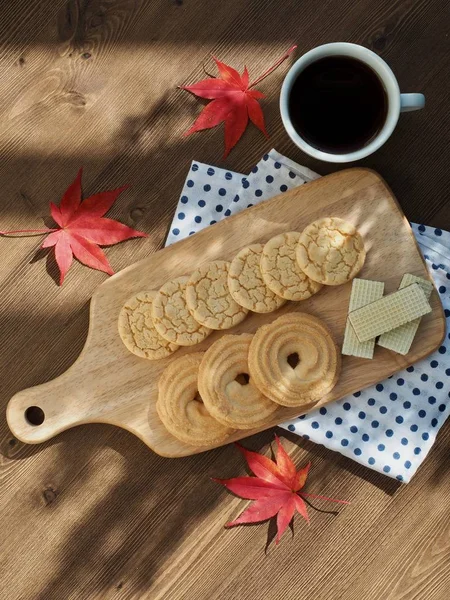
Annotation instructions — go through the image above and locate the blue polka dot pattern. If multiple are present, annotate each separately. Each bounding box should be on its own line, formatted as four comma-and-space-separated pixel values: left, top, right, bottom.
169, 158, 450, 485
215, 205, 223, 212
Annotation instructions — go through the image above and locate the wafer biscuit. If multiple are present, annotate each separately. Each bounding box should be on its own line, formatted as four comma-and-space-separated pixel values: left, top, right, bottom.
348, 283, 432, 343
342, 279, 385, 358
378, 274, 433, 354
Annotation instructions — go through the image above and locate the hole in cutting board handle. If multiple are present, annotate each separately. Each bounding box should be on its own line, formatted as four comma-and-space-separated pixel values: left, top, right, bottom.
25, 406, 45, 426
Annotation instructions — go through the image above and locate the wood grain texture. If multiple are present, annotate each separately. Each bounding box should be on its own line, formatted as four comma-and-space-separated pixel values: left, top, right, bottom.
0, 0, 449, 598
6, 169, 446, 456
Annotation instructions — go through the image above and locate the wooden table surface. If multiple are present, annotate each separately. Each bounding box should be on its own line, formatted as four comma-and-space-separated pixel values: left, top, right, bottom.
0, 1, 449, 599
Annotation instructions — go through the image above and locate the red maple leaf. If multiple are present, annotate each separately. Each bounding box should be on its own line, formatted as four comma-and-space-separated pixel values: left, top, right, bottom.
0, 169, 147, 285
213, 435, 349, 544
180, 46, 297, 158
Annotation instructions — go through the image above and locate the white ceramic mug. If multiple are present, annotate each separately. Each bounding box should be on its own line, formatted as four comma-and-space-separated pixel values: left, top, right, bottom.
280, 42, 425, 163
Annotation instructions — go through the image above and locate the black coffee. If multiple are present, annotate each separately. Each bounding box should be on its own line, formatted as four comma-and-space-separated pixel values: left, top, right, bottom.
288, 56, 388, 154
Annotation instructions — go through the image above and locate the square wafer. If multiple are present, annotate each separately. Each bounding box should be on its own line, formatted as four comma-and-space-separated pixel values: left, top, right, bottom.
378, 274, 433, 354
342, 279, 385, 358
348, 283, 432, 343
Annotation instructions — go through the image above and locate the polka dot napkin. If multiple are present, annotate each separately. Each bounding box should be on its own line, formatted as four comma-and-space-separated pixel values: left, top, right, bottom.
166, 149, 449, 483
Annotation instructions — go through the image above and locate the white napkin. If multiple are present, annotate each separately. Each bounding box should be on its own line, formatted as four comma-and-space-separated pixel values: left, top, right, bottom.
166, 149, 450, 483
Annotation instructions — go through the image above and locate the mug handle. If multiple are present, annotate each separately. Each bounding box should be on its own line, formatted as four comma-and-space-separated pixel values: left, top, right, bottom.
400, 93, 425, 112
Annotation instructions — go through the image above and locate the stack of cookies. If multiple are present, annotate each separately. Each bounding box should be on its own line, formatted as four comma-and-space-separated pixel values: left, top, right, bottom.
156, 313, 341, 446
117, 216, 366, 446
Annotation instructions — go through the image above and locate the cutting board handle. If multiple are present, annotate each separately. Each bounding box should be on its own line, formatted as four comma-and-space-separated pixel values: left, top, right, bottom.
6, 364, 94, 444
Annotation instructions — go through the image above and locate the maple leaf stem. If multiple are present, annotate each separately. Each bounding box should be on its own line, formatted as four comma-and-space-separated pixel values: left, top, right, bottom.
0, 228, 57, 236
248, 45, 297, 89
300, 492, 350, 505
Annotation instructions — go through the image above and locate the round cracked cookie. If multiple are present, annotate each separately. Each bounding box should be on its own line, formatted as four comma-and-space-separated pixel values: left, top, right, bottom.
186, 260, 248, 330
157, 352, 234, 446
260, 232, 323, 301
248, 313, 341, 407
152, 276, 212, 346
118, 291, 179, 360
198, 334, 278, 429
296, 217, 365, 286
228, 244, 286, 313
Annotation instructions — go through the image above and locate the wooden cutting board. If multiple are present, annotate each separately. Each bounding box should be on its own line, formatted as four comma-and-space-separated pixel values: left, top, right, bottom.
6, 169, 446, 457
